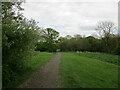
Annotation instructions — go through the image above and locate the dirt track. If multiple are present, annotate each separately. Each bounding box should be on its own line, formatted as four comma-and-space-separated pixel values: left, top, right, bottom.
21, 53, 61, 88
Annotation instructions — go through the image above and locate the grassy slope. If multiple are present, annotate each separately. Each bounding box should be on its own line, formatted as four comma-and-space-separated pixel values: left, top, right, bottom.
11, 52, 55, 88
77, 52, 119, 65
60, 52, 118, 88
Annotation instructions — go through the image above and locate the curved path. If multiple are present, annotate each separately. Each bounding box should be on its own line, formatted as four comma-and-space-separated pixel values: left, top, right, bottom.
21, 53, 61, 88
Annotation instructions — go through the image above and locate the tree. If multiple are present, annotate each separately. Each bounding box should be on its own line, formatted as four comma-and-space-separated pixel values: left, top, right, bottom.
58, 37, 68, 51
74, 34, 82, 39
65, 35, 72, 39
86, 36, 102, 52
95, 21, 116, 53
37, 28, 59, 52
2, 2, 40, 88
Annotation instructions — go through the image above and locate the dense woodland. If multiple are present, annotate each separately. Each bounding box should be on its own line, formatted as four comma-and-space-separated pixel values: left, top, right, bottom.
2, 1, 120, 88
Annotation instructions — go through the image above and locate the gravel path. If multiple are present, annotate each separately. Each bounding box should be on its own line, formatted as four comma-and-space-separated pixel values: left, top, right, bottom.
21, 53, 61, 88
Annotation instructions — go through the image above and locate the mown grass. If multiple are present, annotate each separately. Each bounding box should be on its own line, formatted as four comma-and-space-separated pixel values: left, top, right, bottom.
9, 52, 55, 88
60, 52, 118, 88
77, 52, 119, 65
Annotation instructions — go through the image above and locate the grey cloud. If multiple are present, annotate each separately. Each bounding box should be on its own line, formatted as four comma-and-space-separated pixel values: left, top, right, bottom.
80, 26, 95, 30
21, 0, 118, 36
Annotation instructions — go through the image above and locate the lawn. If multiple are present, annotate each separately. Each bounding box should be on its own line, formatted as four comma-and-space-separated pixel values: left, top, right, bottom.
60, 52, 119, 88
9, 52, 55, 88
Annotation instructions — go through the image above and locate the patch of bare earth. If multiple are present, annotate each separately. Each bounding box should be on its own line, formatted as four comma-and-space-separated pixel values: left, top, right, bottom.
21, 53, 61, 88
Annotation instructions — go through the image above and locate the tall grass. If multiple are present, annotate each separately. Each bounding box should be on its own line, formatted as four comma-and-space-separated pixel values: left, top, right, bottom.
77, 52, 119, 65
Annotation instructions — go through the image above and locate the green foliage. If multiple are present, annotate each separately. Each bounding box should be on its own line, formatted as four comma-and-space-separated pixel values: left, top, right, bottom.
115, 45, 120, 55
2, 2, 40, 88
59, 35, 102, 52
95, 21, 117, 53
3, 65, 16, 86
36, 28, 59, 52
58, 34, 119, 55
60, 52, 118, 88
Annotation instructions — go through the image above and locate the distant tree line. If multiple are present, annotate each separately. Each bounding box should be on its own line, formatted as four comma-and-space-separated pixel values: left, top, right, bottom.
58, 33, 119, 55
35, 21, 119, 55
57, 21, 119, 55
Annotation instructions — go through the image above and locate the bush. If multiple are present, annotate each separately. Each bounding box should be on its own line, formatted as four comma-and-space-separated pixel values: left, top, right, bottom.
2, 2, 40, 88
2, 65, 16, 87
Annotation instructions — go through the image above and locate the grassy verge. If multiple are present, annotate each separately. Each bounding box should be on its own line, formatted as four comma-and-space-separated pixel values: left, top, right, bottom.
76, 52, 119, 65
9, 51, 55, 88
60, 52, 118, 88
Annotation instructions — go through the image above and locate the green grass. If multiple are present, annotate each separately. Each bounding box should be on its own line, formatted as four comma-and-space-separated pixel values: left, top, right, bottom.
27, 52, 56, 70
9, 52, 55, 88
77, 52, 119, 65
60, 52, 118, 88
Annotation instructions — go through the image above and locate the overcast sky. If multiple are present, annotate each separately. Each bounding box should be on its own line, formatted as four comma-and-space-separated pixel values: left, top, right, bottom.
21, 0, 119, 37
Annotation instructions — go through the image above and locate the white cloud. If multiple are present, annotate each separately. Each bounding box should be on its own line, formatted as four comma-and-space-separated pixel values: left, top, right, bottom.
25, 0, 119, 3
21, 0, 118, 37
